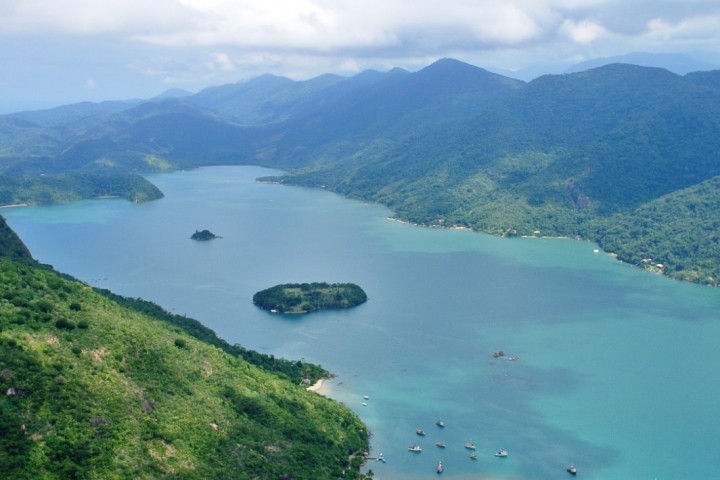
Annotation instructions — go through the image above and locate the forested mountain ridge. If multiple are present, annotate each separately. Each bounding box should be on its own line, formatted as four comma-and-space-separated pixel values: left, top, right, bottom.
0, 218, 369, 479
2, 59, 720, 284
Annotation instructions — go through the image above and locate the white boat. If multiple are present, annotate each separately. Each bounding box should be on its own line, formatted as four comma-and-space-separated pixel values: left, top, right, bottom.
436, 460, 443, 473
567, 464, 577, 475
408, 444, 422, 452
495, 450, 508, 457
464, 442, 476, 450
436, 441, 446, 448
436, 419, 445, 427
416, 428, 426, 436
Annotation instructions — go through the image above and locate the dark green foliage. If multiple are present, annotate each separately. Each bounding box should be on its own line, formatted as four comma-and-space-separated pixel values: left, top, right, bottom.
0, 257, 369, 479
253, 282, 368, 314
589, 175, 720, 285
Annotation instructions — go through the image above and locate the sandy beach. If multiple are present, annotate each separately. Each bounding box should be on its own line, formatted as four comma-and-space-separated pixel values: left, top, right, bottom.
306, 378, 325, 394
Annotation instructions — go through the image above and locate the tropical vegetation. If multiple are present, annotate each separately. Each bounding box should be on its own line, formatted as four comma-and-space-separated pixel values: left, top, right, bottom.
253, 283, 368, 314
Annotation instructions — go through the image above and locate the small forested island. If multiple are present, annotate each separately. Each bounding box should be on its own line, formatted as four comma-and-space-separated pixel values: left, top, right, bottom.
190, 229, 220, 241
253, 282, 368, 314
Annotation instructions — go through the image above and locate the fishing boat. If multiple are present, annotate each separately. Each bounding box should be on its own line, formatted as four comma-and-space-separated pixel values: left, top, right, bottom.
436, 460, 444, 474
567, 464, 577, 475
495, 450, 508, 457
408, 444, 422, 453
464, 441, 476, 450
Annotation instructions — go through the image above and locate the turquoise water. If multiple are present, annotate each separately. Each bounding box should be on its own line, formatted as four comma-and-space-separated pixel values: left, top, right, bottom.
5, 166, 720, 479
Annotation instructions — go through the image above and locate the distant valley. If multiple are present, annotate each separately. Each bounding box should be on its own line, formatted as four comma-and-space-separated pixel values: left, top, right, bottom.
2, 58, 720, 285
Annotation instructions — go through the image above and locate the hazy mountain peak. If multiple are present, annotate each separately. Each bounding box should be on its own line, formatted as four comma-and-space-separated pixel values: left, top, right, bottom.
151, 88, 193, 101
422, 57, 484, 73
565, 52, 717, 75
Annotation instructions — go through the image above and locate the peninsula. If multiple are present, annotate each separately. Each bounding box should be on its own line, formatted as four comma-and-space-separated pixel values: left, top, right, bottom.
253, 282, 367, 314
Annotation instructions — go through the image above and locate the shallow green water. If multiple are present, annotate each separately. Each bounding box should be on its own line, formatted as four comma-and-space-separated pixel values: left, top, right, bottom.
5, 166, 720, 479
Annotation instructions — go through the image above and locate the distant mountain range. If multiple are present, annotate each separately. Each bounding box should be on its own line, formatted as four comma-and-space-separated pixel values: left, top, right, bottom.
2, 58, 720, 285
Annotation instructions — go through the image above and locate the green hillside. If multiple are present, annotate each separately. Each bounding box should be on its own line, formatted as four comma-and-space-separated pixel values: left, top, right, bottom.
274, 64, 720, 285
0, 173, 163, 206
0, 222, 369, 479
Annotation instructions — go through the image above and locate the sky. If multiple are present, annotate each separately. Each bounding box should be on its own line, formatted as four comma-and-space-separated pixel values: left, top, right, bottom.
1, 0, 720, 113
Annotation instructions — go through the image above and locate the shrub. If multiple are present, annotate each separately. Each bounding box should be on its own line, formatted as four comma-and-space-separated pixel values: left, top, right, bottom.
55, 319, 76, 330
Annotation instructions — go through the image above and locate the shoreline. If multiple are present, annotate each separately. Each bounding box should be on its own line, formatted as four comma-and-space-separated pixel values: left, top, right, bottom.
306, 378, 326, 394
0, 203, 29, 209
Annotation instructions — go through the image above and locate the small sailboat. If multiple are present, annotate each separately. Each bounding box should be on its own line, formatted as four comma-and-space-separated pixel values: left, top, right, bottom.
436, 441, 446, 448
436, 419, 445, 428
464, 441, 476, 450
416, 428, 426, 436
566, 464, 577, 475
408, 444, 422, 453
494, 449, 508, 457
470, 452, 478, 460
436, 460, 444, 474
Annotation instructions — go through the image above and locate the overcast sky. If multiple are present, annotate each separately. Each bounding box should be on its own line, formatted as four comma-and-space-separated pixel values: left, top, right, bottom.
1, 0, 720, 113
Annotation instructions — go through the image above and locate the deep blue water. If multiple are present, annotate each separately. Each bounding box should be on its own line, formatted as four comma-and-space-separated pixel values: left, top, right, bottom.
5, 166, 720, 479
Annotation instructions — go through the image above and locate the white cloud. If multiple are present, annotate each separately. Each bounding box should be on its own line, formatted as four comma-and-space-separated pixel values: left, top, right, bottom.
2, 0, 720, 109
2, 0, 718, 58
211, 53, 236, 72
0, 0, 194, 36
560, 19, 609, 44
646, 15, 720, 43
82, 78, 97, 90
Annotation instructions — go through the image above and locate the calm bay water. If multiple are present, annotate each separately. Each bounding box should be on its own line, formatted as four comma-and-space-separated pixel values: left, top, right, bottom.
5, 165, 720, 479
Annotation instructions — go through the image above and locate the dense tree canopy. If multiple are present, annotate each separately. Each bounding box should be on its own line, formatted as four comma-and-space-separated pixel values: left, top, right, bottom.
253, 282, 368, 314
